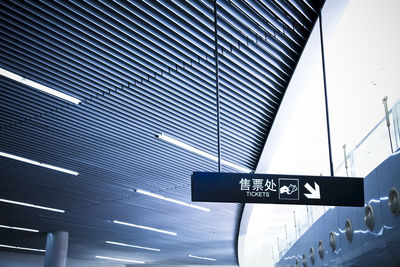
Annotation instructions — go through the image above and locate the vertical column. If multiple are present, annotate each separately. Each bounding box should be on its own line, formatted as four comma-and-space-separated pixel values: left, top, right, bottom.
44, 231, 69, 267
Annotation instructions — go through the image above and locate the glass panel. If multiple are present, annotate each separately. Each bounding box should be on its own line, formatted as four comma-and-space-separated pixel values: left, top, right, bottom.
393, 100, 400, 150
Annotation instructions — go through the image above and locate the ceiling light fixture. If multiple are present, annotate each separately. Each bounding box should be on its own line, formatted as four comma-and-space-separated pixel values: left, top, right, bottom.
188, 254, 216, 261
0, 67, 81, 104
95, 256, 144, 264
155, 133, 252, 173
135, 189, 210, 212
0, 198, 65, 213
0, 151, 79, 176
112, 220, 177, 236
0, 244, 45, 253
0, 224, 39, 233
106, 241, 160, 252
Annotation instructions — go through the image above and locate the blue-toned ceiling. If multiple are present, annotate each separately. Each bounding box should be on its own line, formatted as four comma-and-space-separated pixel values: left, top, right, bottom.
0, 0, 323, 265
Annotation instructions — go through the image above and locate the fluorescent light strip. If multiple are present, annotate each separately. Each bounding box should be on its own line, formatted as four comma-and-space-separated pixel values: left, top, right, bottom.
0, 67, 81, 104
0, 224, 39, 233
112, 220, 177, 236
0, 151, 79, 176
135, 189, 210, 212
0, 198, 65, 213
95, 256, 144, 264
188, 254, 216, 261
0, 244, 45, 253
156, 133, 252, 173
106, 241, 160, 252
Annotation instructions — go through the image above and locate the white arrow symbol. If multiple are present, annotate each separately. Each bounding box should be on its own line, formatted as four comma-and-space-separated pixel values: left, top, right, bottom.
304, 182, 320, 199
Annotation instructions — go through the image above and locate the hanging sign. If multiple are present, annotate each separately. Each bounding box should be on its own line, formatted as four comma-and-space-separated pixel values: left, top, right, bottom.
191, 172, 364, 207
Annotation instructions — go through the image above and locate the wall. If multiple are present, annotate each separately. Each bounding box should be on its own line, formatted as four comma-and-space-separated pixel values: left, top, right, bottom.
239, 0, 400, 266
238, 1, 348, 266
277, 150, 400, 266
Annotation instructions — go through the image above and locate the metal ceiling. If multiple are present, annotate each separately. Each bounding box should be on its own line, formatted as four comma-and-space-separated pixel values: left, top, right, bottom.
0, 0, 323, 265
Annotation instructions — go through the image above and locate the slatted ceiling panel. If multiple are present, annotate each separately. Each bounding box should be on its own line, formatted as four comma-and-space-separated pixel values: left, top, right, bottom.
136, 2, 213, 50
0, 93, 219, 168
157, 2, 212, 35
82, 207, 193, 231
216, 21, 291, 76
218, 74, 278, 117
219, 131, 260, 166
217, 49, 284, 96
0, 163, 83, 196
220, 1, 290, 56
261, 1, 306, 34
0, 0, 323, 265
0, 37, 122, 94
0, 82, 61, 125
0, 147, 190, 194
87, 1, 211, 66
241, 2, 303, 46
215, 0, 319, 173
0, 230, 47, 250
68, 241, 159, 264
0, 136, 219, 194
0, 43, 111, 96
0, 208, 52, 231
0, 78, 63, 113
0, 161, 124, 201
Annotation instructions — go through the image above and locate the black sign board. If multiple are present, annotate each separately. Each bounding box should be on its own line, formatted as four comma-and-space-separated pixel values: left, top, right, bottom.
191, 172, 364, 207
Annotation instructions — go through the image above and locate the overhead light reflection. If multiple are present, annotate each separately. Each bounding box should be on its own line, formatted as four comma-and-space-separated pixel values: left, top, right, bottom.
0, 224, 39, 233
0, 198, 65, 213
0, 67, 81, 104
95, 255, 144, 264
156, 133, 252, 173
105, 241, 160, 252
135, 189, 210, 212
0, 244, 45, 253
112, 220, 177, 236
188, 254, 216, 261
0, 151, 79, 176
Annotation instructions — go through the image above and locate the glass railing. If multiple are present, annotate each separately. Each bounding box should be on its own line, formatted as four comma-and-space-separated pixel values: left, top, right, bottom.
274, 99, 400, 261
393, 100, 400, 152
274, 205, 328, 260
335, 100, 400, 177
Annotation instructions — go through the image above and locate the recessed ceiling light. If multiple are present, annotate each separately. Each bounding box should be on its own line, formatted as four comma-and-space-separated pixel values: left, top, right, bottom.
0, 244, 45, 253
135, 189, 210, 212
0, 224, 39, 233
156, 133, 252, 173
188, 254, 216, 261
0, 198, 65, 213
105, 241, 160, 252
112, 220, 177, 236
95, 256, 144, 264
0, 151, 79, 176
0, 67, 81, 104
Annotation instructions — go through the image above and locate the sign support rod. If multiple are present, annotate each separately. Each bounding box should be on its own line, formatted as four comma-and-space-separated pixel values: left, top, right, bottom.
319, 11, 334, 176
382, 96, 394, 153
214, 0, 222, 172
343, 144, 349, 177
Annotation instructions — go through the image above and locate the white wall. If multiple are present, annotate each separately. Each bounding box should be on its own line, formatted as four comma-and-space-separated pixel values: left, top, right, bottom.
0, 251, 125, 267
